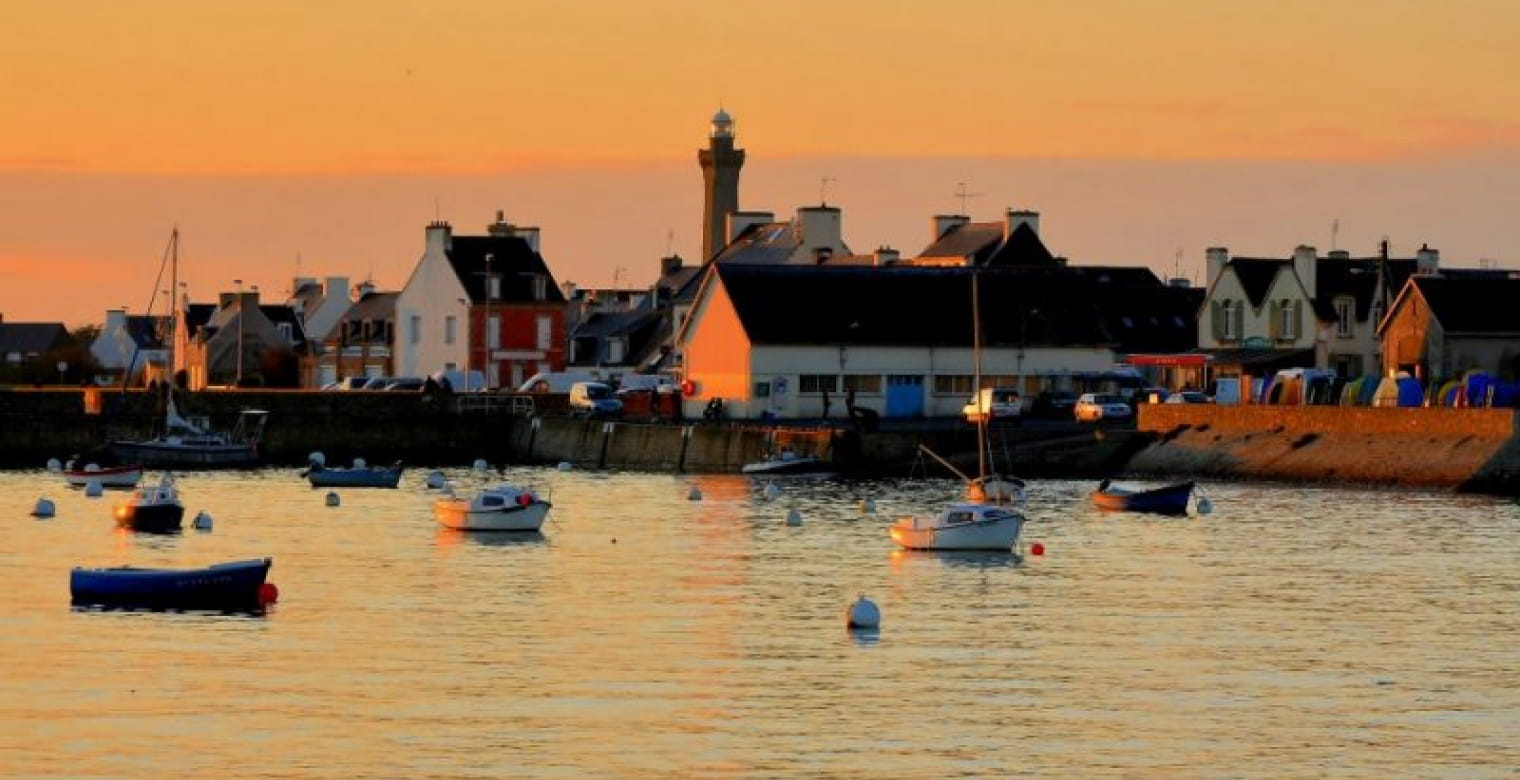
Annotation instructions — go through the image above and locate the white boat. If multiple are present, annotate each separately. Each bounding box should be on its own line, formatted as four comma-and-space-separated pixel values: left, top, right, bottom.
111, 402, 267, 468
433, 484, 551, 531
740, 449, 833, 476
63, 463, 144, 489
890, 270, 1027, 552
889, 502, 1024, 550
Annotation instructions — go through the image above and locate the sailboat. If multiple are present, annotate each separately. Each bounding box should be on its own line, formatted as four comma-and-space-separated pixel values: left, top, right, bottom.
890, 270, 1027, 551
109, 229, 268, 468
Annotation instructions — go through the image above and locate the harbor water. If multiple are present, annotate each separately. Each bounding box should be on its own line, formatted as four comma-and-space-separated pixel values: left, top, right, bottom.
2, 468, 1517, 778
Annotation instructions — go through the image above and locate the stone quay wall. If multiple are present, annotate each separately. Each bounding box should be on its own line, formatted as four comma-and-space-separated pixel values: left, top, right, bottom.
1132, 404, 1520, 493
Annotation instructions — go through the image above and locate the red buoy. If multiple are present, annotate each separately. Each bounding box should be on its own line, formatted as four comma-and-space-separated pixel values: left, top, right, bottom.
259, 583, 280, 604
1030, 542, 1045, 556
517, 493, 533, 506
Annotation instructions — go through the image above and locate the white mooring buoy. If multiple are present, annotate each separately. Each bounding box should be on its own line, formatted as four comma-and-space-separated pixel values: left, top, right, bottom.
557, 461, 573, 471
193, 510, 213, 531
84, 479, 104, 498
472, 458, 490, 472
426, 470, 447, 489
785, 508, 803, 527
1196, 496, 1214, 515
352, 457, 367, 469
326, 491, 341, 507
763, 482, 781, 500
45, 458, 62, 472
308, 451, 326, 467
846, 596, 881, 630
687, 485, 703, 501
32, 498, 56, 518
859, 498, 877, 514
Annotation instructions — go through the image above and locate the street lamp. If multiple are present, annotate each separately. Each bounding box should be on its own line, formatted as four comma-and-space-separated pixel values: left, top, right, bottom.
480, 254, 495, 390
457, 297, 472, 392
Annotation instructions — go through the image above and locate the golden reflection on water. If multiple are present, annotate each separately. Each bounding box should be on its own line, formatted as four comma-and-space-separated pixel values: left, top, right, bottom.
2, 469, 1518, 778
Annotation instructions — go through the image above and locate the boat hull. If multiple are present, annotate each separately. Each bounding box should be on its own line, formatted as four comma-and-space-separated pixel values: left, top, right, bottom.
1090, 481, 1194, 516
70, 558, 272, 610
740, 457, 834, 476
110, 440, 259, 468
890, 514, 1023, 551
64, 466, 143, 489
434, 500, 551, 531
114, 501, 185, 533
307, 467, 403, 489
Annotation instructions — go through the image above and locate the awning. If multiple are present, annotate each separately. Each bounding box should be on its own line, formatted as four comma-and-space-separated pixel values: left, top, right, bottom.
1123, 353, 1209, 368
1203, 348, 1315, 368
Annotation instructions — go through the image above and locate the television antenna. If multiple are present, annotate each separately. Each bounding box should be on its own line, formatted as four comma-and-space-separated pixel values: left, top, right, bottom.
820, 176, 835, 206
953, 182, 984, 215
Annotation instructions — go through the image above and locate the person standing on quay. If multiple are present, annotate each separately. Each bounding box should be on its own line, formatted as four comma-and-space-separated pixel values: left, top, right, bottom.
821, 387, 832, 419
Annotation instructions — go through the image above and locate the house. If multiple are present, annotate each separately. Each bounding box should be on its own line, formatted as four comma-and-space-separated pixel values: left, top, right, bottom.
289, 276, 357, 355
911, 209, 1058, 268
1378, 273, 1520, 382
89, 309, 171, 385
314, 282, 397, 386
394, 213, 566, 389
181, 290, 309, 388
0, 314, 69, 376
675, 264, 1196, 420
563, 283, 668, 376
1196, 241, 1441, 383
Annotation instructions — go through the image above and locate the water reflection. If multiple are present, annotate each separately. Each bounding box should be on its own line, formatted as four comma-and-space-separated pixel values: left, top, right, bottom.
436, 528, 548, 548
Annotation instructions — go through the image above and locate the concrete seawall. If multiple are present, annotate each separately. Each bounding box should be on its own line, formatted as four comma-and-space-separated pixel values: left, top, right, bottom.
1132, 404, 1520, 494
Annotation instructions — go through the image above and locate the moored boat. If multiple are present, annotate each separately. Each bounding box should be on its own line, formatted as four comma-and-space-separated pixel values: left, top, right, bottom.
113, 473, 186, 533
64, 464, 143, 489
1090, 479, 1195, 516
304, 460, 404, 489
434, 484, 551, 531
740, 449, 834, 476
70, 557, 275, 610
889, 502, 1025, 551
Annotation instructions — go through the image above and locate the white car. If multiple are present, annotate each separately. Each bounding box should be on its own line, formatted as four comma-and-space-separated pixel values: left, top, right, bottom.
962, 387, 1022, 424
1074, 393, 1133, 422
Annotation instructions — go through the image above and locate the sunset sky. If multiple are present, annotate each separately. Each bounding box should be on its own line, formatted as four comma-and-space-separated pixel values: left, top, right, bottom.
4, 0, 1519, 326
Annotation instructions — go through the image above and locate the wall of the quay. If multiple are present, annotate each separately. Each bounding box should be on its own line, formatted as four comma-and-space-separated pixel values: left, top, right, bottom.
1132, 405, 1520, 493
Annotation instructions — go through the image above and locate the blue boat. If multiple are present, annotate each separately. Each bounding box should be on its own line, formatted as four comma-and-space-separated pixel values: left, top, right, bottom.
70, 557, 275, 610
304, 461, 404, 489
1090, 479, 1195, 516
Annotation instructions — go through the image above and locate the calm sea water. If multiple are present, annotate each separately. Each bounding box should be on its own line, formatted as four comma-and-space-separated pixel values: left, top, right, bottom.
2, 466, 1517, 779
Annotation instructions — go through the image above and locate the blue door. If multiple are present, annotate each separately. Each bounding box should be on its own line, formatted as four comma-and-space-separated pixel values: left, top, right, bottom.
885, 375, 924, 417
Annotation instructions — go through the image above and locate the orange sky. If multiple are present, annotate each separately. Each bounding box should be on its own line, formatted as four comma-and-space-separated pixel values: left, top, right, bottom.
3, 0, 1519, 325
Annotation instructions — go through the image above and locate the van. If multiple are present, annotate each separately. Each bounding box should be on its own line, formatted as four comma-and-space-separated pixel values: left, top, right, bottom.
962, 387, 1022, 424
615, 374, 678, 395
518, 371, 605, 393
568, 381, 623, 417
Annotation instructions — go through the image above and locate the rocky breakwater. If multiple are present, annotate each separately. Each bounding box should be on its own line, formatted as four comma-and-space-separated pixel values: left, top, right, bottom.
1131, 404, 1520, 495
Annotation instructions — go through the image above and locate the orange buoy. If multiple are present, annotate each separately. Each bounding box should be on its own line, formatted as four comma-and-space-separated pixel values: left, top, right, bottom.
680, 379, 696, 397
259, 583, 280, 604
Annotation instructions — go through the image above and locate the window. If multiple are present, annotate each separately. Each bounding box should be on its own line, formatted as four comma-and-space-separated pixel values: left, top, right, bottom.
536, 315, 552, 350
799, 374, 838, 393
487, 315, 500, 350
486, 276, 501, 301
409, 315, 421, 345
1335, 297, 1354, 338
933, 374, 975, 394
1278, 299, 1297, 339
532, 275, 548, 301
444, 315, 457, 346
842, 374, 883, 393
753, 381, 771, 398
1219, 300, 1236, 339
608, 337, 625, 363
276, 322, 293, 342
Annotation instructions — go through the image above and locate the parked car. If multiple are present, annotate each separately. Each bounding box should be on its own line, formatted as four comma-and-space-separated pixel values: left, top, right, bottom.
321, 377, 370, 391
1031, 390, 1079, 419
568, 381, 623, 418
359, 376, 397, 391
962, 387, 1022, 424
1074, 393, 1134, 422
1165, 391, 1213, 404
382, 378, 426, 392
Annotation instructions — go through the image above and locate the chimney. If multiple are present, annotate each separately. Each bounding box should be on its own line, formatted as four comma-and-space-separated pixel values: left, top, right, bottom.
795, 205, 843, 258
487, 210, 513, 237
356, 279, 376, 298
292, 276, 317, 296
105, 308, 127, 329
659, 254, 683, 278
1004, 209, 1040, 239
324, 276, 350, 302
726, 210, 774, 243
425, 220, 453, 254
873, 246, 900, 266
1205, 246, 1230, 285
1328, 250, 1350, 261
1416, 243, 1440, 275
1167, 277, 1190, 288
932, 214, 970, 241
1292, 245, 1317, 299
514, 225, 541, 253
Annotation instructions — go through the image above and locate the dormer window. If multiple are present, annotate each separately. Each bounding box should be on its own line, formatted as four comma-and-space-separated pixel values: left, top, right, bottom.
487, 276, 501, 301
1278, 299, 1298, 340
276, 322, 293, 343
532, 275, 547, 302
1219, 299, 1237, 339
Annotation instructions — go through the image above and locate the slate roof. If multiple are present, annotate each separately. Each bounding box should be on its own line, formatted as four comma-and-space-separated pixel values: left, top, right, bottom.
448, 235, 566, 305
915, 222, 1059, 267
1225, 258, 1290, 309
709, 265, 1198, 354
323, 291, 397, 342
570, 309, 666, 367
1413, 276, 1520, 335
0, 322, 68, 355
124, 315, 171, 350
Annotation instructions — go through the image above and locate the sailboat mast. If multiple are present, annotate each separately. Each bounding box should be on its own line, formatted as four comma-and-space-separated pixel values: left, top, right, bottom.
972, 270, 986, 480
169, 228, 179, 382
